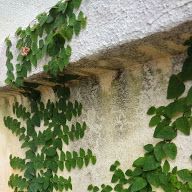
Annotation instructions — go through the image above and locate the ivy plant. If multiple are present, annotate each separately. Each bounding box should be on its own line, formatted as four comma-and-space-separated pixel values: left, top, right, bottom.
4, 0, 97, 191
4, 0, 192, 191
88, 39, 192, 192
5, 0, 87, 87
5, 85, 96, 192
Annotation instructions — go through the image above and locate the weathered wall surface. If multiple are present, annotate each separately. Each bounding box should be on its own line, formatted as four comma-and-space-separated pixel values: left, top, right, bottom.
1, 0, 192, 86
1, 0, 192, 191
1, 55, 192, 191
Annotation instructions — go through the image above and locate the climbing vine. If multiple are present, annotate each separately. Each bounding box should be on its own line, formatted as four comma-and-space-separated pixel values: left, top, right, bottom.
4, 0, 192, 191
4, 0, 97, 192
88, 39, 192, 192
4, 84, 96, 191
5, 0, 86, 87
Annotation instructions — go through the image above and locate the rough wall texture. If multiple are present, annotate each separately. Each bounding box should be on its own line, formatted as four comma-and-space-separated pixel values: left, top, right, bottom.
1, 0, 192, 191
1, 0, 192, 86
1, 55, 192, 192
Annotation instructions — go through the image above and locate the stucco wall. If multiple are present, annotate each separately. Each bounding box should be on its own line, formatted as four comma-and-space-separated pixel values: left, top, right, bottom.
1, 0, 192, 87
1, 55, 192, 192
1, 0, 192, 191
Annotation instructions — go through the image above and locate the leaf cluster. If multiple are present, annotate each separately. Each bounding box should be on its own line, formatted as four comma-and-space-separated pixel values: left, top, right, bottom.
5, 0, 86, 87
5, 86, 96, 192
87, 38, 192, 191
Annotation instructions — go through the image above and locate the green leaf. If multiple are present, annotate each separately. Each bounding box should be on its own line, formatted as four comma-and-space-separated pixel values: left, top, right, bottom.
114, 169, 124, 180
187, 86, 192, 105
175, 116, 190, 135
66, 151, 72, 160
68, 13, 76, 26
114, 161, 120, 167
6, 61, 14, 71
125, 169, 133, 177
74, 21, 81, 35
72, 0, 82, 9
159, 173, 169, 186
167, 75, 185, 99
78, 11, 84, 21
154, 142, 166, 161
177, 169, 192, 182
149, 115, 161, 127
84, 155, 89, 167
163, 143, 177, 160
6, 71, 14, 81
88, 184, 93, 191
110, 164, 117, 172
69, 159, 76, 169
147, 106, 156, 115
91, 156, 97, 165
8, 174, 28, 190
87, 149, 93, 157
154, 126, 177, 140
60, 151, 65, 161
53, 138, 63, 150
16, 64, 22, 72
31, 113, 41, 127
39, 39, 44, 49
77, 157, 83, 169
80, 16, 87, 29
146, 172, 160, 187
131, 177, 147, 192
66, 45, 72, 56
143, 155, 160, 171
163, 160, 170, 174
58, 58, 65, 72
5, 37, 12, 47
181, 57, 192, 81
10, 155, 25, 171
16, 27, 22, 36
144, 144, 153, 153
46, 160, 58, 173
46, 15, 54, 23
45, 147, 57, 157
30, 54, 37, 67
25, 150, 35, 159
114, 184, 123, 191
132, 168, 142, 177
133, 157, 145, 168
63, 134, 69, 145
164, 99, 185, 118
93, 186, 99, 192
111, 174, 118, 183
37, 13, 48, 26
80, 148, 85, 157
61, 26, 73, 41
65, 160, 71, 172
58, 1, 68, 13
58, 161, 64, 171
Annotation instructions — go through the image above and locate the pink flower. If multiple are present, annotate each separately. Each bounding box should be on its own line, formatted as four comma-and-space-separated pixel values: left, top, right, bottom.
21, 47, 30, 56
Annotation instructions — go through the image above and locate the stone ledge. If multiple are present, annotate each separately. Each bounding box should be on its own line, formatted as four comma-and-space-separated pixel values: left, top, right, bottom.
1, 0, 192, 88
0, 20, 192, 96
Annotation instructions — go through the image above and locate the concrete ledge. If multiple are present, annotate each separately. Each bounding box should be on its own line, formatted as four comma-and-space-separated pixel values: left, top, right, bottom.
1, 0, 192, 88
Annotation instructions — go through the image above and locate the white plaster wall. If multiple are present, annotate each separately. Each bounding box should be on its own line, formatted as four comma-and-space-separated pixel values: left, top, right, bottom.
1, 1, 192, 191
1, 55, 192, 191
1, 0, 192, 86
